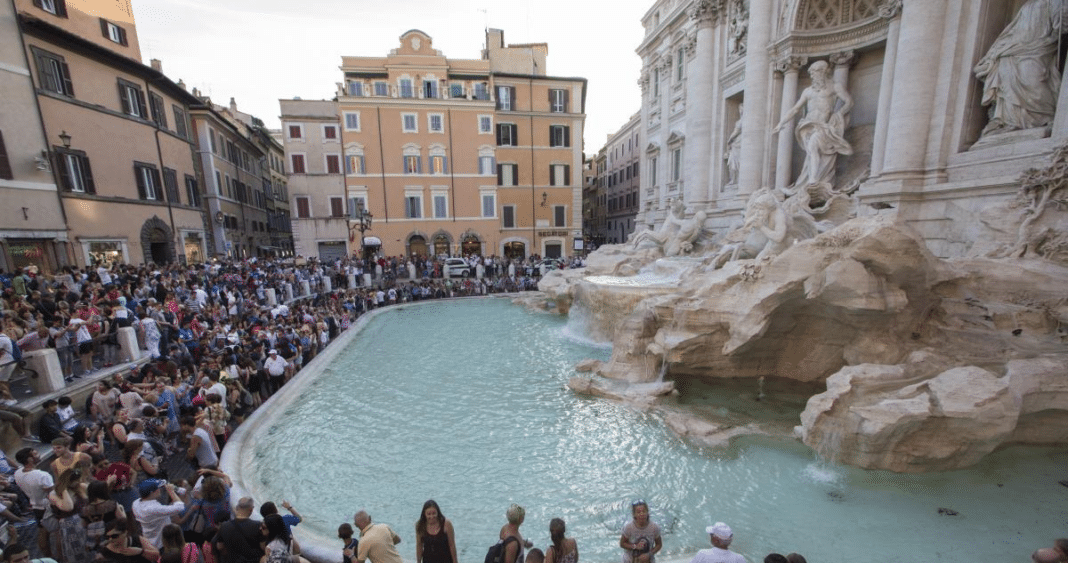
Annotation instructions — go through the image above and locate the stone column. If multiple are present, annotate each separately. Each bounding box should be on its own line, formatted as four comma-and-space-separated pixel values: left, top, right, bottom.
871, 2, 903, 175
25, 349, 64, 394
117, 326, 140, 363
879, 1, 947, 180
737, 0, 774, 195
684, 0, 723, 207
830, 51, 855, 90
1054, 54, 1068, 140
774, 56, 807, 189
266, 288, 277, 306
347, 273, 357, 288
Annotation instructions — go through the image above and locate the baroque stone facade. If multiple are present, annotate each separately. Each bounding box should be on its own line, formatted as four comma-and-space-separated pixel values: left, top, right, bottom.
637, 0, 1068, 259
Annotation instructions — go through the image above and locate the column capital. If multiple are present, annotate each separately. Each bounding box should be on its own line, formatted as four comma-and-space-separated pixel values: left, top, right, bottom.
879, 0, 903, 20
829, 50, 856, 68
689, 0, 726, 29
684, 33, 698, 60
638, 72, 649, 93
774, 55, 808, 75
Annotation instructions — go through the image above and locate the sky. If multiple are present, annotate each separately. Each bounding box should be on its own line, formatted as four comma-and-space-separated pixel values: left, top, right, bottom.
132, 0, 651, 153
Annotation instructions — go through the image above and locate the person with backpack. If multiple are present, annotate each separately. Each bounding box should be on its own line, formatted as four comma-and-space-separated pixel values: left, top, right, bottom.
262, 513, 302, 563
496, 504, 533, 563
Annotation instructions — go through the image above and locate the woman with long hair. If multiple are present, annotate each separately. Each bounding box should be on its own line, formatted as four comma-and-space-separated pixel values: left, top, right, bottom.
47, 467, 91, 563
82, 479, 124, 552
161, 522, 203, 562
262, 512, 302, 561
99, 517, 159, 563
181, 472, 231, 545
123, 438, 160, 485
415, 499, 457, 563
545, 518, 578, 563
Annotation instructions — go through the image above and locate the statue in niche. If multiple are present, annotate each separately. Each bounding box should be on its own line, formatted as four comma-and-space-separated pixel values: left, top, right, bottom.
773, 60, 854, 194
724, 103, 744, 187
728, 0, 749, 56
973, 0, 1064, 138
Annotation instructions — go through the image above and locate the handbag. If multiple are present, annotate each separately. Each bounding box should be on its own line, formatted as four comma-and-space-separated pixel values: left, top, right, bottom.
188, 504, 210, 535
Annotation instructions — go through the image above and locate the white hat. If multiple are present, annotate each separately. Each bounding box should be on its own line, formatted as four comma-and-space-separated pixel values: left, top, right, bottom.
269, 349, 278, 354
706, 522, 732, 540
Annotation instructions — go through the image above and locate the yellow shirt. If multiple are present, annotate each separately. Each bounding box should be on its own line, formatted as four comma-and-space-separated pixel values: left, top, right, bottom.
358, 522, 403, 563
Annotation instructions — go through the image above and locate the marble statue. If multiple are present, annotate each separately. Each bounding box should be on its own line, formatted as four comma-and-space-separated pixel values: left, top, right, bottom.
665, 209, 707, 256
631, 198, 686, 250
724, 104, 743, 187
773, 60, 853, 192
711, 188, 789, 268
973, 0, 1063, 137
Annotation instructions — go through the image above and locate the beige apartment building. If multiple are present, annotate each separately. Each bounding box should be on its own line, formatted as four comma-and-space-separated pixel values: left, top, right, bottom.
597, 112, 641, 244
0, 0, 68, 273
14, 0, 208, 266
279, 99, 349, 261
334, 29, 587, 259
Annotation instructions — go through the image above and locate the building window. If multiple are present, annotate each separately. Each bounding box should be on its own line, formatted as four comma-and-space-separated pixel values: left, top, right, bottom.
497, 163, 517, 186
433, 194, 448, 218
345, 154, 365, 175
374, 81, 388, 97
671, 148, 682, 182
549, 164, 570, 186
403, 155, 421, 174
149, 92, 168, 128
553, 205, 566, 227
100, 19, 128, 45
474, 82, 489, 100
118, 79, 147, 118
330, 196, 345, 217
325, 154, 341, 174
172, 105, 188, 138
56, 149, 95, 193
134, 162, 161, 201
348, 81, 364, 96
496, 86, 516, 111
424, 80, 439, 99
290, 154, 306, 174
478, 155, 495, 175
402, 113, 418, 133
549, 89, 568, 113
650, 156, 658, 185
35, 0, 67, 17
430, 155, 447, 174
33, 49, 74, 96
400, 78, 414, 98
162, 167, 180, 203
0, 132, 11, 181
348, 196, 367, 217
481, 193, 496, 218
185, 174, 200, 207
496, 123, 517, 147
287, 124, 303, 139
478, 115, 493, 134
428, 114, 444, 133
343, 112, 360, 131
323, 125, 338, 140
549, 125, 570, 148
295, 196, 311, 218
502, 205, 516, 228
404, 195, 422, 218
676, 48, 685, 81
653, 68, 660, 98
450, 83, 464, 98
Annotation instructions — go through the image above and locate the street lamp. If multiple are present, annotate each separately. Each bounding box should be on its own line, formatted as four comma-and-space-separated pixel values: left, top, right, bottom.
349, 204, 373, 258
35, 130, 73, 171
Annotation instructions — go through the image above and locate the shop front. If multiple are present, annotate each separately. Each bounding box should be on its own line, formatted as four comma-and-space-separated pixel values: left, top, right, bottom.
3, 239, 57, 274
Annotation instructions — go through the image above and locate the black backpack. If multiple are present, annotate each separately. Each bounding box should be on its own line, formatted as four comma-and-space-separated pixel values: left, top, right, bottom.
485, 536, 519, 563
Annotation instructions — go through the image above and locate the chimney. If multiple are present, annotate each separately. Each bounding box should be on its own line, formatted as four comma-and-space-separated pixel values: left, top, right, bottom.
177, 79, 186, 90
150, 58, 162, 72
229, 97, 237, 112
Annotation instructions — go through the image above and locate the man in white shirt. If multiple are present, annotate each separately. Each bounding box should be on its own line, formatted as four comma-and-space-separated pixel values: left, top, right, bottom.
13, 448, 53, 556
689, 522, 746, 563
131, 479, 186, 548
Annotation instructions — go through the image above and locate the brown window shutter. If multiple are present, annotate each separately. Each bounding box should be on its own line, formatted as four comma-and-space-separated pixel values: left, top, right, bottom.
564, 164, 570, 186
81, 157, 95, 194
548, 89, 553, 109
59, 61, 74, 96
118, 83, 131, 114
55, 0, 67, 17
564, 126, 571, 147
549, 165, 556, 187
563, 90, 569, 113
33, 0, 43, 8
134, 166, 147, 199
0, 132, 12, 181
99, 18, 108, 39
509, 87, 516, 110
496, 124, 502, 146
497, 163, 503, 185
119, 27, 128, 46
57, 153, 73, 191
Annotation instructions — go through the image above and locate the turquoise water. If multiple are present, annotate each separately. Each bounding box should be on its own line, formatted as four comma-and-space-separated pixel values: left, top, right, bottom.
246, 299, 1068, 563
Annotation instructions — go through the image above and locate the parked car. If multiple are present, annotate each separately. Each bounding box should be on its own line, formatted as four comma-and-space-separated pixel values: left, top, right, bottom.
443, 258, 472, 277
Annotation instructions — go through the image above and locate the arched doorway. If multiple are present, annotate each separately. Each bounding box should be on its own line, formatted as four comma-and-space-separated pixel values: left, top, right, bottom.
140, 216, 174, 265
408, 234, 428, 257
433, 233, 451, 257
461, 233, 482, 256
504, 241, 526, 260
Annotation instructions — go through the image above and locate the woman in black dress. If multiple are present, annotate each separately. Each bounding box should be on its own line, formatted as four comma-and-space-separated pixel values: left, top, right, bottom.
415, 499, 458, 563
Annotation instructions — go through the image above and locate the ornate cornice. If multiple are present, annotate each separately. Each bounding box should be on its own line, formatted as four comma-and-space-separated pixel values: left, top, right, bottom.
690, 0, 726, 29
829, 50, 856, 68
879, 0, 903, 20
774, 55, 809, 74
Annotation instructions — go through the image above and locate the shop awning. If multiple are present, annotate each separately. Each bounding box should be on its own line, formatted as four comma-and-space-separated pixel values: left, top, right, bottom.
363, 237, 382, 246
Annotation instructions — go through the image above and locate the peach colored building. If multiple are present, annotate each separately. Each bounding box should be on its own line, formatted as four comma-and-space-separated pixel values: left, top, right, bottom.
15, 0, 208, 267
335, 29, 587, 259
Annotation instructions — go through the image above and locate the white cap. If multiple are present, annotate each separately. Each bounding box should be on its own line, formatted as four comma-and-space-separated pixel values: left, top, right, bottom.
706, 522, 732, 540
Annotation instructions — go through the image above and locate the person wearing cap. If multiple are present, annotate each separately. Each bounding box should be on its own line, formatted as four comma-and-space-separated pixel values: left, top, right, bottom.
263, 348, 287, 394
689, 522, 746, 563
620, 501, 661, 563
131, 478, 186, 548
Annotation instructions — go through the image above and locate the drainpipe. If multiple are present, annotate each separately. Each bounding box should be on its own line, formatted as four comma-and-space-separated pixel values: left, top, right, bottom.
375, 107, 389, 220
529, 77, 537, 258
146, 78, 180, 264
